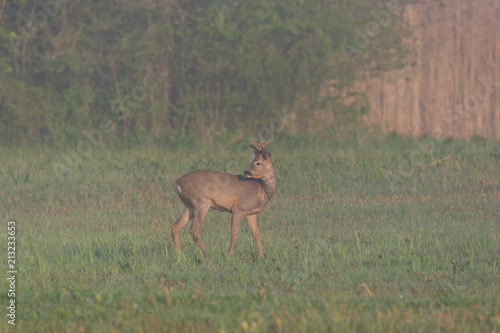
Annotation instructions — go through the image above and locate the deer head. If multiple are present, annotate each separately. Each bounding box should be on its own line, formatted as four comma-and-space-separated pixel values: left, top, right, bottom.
244, 139, 273, 179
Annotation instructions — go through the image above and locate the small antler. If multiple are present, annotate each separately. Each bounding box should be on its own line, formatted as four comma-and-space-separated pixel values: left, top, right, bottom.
260, 139, 271, 148
254, 138, 271, 149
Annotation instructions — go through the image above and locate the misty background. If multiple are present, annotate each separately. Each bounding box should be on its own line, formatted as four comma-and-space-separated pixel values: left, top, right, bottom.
0, 0, 499, 148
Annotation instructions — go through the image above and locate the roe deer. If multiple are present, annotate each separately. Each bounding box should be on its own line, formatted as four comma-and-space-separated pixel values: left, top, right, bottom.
171, 139, 275, 258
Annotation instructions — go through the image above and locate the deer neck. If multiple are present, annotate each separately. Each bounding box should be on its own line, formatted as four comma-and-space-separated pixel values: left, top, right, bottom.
260, 167, 276, 200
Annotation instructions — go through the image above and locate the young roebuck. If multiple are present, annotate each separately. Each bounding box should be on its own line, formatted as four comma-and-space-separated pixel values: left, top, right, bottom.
171, 140, 275, 258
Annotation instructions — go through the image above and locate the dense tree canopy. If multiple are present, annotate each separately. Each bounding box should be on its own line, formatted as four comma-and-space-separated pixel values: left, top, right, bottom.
0, 0, 408, 146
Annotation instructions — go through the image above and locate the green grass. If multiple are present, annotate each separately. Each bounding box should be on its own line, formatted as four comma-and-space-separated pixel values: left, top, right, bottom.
1, 137, 499, 332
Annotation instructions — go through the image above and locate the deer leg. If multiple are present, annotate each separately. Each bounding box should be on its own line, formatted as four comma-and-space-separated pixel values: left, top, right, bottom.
246, 214, 263, 258
228, 212, 243, 256
171, 208, 193, 252
189, 205, 210, 255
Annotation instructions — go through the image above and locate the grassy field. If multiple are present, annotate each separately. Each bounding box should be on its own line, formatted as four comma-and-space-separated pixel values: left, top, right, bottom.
1, 136, 499, 332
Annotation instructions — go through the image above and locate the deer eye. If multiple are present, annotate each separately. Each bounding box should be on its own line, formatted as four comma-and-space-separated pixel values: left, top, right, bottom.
256, 162, 262, 166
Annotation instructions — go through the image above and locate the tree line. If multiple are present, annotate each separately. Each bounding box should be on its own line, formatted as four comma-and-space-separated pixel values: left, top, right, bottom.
0, 0, 409, 147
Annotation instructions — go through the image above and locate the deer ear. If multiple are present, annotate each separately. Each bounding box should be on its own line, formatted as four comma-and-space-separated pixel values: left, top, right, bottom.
251, 145, 260, 156
261, 147, 272, 160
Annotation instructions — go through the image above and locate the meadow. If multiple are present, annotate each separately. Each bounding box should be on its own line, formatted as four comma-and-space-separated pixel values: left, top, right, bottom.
1, 136, 499, 332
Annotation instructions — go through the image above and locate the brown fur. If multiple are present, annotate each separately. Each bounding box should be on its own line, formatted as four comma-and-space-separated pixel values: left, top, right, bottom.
171, 145, 275, 258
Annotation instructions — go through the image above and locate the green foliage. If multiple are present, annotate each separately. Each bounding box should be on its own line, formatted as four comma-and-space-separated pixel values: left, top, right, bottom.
1, 138, 499, 332
0, 0, 410, 146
